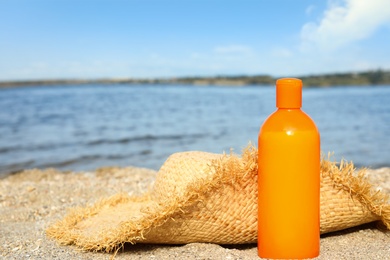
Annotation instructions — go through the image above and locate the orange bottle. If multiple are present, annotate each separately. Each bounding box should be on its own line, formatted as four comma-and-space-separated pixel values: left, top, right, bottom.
258, 78, 320, 259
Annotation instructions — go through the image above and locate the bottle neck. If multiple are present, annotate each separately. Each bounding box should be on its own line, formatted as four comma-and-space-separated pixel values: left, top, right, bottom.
276, 78, 302, 108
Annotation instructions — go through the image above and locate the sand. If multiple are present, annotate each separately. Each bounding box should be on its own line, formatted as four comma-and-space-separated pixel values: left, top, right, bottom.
1, 166, 390, 259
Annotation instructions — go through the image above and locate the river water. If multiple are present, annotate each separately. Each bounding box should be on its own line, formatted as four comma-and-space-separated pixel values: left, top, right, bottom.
0, 84, 389, 176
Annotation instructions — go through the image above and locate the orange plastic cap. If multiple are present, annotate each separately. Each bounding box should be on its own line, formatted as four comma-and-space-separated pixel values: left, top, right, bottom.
276, 78, 302, 108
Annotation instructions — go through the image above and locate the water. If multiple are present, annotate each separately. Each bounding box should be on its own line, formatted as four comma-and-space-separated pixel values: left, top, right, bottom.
0, 84, 389, 176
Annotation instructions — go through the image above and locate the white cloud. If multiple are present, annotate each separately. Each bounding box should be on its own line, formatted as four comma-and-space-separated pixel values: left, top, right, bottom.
301, 0, 390, 52
213, 45, 253, 55
305, 5, 316, 15
271, 47, 293, 58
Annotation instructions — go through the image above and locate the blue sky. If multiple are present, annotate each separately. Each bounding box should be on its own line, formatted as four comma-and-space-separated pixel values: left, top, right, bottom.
1, 0, 390, 80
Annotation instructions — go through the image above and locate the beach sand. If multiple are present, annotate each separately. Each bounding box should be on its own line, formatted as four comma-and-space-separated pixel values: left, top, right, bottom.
1, 166, 389, 259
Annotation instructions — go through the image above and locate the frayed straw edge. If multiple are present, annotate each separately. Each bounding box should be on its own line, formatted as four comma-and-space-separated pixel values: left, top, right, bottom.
46, 193, 149, 253
321, 153, 390, 230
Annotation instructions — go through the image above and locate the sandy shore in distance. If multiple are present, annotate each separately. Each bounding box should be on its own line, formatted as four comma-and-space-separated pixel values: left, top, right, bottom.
1, 166, 390, 259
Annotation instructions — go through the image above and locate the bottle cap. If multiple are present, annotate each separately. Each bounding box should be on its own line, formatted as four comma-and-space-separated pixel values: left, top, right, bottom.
276, 78, 302, 108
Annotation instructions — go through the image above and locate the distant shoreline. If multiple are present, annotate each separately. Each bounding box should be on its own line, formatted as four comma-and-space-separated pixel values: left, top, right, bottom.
1, 69, 390, 88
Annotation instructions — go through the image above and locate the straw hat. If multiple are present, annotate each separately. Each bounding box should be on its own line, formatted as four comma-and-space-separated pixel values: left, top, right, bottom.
46, 145, 390, 253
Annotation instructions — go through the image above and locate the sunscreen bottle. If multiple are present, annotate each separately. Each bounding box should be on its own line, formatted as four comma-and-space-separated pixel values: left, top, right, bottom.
258, 78, 320, 259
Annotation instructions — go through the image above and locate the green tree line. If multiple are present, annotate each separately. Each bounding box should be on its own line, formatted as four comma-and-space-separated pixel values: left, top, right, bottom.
1, 69, 390, 88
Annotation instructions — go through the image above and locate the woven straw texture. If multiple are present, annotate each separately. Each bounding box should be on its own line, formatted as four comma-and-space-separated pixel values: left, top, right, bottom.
46, 145, 390, 253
